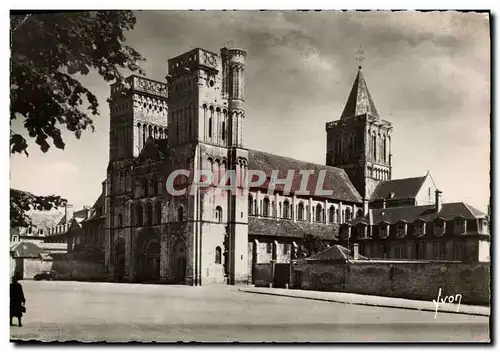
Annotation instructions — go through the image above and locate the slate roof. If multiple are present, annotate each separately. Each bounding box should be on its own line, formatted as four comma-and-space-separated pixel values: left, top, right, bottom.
248, 149, 362, 203
340, 68, 380, 119
370, 176, 426, 202
10, 242, 42, 258
351, 202, 487, 226
248, 217, 339, 241
307, 244, 368, 261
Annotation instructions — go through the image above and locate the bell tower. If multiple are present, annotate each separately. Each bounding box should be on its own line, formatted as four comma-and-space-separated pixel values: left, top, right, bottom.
326, 66, 393, 205
165, 47, 249, 285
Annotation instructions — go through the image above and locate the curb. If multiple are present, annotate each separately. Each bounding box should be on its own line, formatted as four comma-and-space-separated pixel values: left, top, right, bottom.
238, 289, 490, 317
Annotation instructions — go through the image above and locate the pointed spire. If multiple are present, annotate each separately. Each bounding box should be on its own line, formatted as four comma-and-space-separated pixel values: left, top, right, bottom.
340, 67, 380, 120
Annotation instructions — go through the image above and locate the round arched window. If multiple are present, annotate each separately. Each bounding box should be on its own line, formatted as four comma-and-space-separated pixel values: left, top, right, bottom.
209, 80, 214, 87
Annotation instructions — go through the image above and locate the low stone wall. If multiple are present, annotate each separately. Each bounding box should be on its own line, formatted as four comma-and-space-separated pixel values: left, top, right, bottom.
294, 260, 490, 306
253, 263, 273, 287
14, 258, 107, 281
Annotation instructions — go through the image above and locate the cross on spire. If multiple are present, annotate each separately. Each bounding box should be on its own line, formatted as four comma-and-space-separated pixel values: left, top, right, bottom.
356, 47, 365, 69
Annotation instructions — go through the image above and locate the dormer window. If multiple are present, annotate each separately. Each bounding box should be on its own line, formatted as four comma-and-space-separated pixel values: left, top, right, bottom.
434, 218, 446, 236
414, 221, 426, 237
357, 223, 368, 239
454, 218, 467, 235
396, 222, 407, 238
379, 223, 389, 238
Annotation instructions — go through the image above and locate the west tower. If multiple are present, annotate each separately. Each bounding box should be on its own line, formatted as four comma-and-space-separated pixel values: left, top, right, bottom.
166, 47, 249, 285
326, 66, 393, 208
104, 76, 168, 278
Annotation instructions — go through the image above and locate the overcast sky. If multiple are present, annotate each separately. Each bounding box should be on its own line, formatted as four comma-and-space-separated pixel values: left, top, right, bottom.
10, 10, 490, 212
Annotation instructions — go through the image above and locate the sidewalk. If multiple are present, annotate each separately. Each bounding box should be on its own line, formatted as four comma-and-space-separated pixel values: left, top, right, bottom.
239, 287, 490, 317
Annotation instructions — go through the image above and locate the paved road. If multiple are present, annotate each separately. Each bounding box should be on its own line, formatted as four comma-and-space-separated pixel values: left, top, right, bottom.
10, 281, 490, 342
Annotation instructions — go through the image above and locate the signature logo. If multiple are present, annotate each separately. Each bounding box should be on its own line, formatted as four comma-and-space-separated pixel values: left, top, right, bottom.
432, 288, 462, 319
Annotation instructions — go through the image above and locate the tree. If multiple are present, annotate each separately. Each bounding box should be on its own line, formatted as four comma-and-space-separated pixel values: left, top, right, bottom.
297, 234, 329, 259
10, 11, 145, 227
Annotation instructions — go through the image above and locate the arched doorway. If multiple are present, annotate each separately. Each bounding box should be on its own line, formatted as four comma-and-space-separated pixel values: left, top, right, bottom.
172, 239, 186, 284
114, 239, 125, 282
136, 232, 161, 282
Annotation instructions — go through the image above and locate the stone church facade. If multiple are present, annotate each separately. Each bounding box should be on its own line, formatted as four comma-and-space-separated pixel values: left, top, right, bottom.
98, 46, 489, 286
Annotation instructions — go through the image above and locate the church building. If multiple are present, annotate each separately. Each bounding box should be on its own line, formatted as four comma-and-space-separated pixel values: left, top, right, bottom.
96, 46, 489, 286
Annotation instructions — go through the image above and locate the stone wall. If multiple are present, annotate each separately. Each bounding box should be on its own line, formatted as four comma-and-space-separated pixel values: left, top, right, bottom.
294, 260, 490, 306
14, 258, 107, 281
253, 263, 273, 287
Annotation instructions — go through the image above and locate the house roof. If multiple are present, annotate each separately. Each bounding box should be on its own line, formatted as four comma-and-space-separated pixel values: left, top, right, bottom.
340, 68, 380, 120
370, 176, 427, 202
307, 244, 368, 261
248, 217, 339, 241
351, 202, 487, 226
248, 149, 362, 203
10, 241, 42, 258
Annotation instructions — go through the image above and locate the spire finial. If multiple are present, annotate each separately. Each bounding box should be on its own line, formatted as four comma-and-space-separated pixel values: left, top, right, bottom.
356, 46, 365, 70
223, 40, 234, 48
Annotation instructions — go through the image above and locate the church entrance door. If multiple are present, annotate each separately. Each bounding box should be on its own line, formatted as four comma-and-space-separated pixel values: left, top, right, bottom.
114, 239, 125, 282
136, 232, 161, 282
173, 240, 186, 284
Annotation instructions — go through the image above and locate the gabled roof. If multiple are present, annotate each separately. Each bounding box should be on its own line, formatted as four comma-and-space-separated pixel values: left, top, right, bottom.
136, 137, 169, 163
248, 149, 362, 203
340, 68, 380, 120
10, 241, 42, 258
307, 244, 368, 261
248, 217, 339, 241
351, 202, 487, 226
370, 175, 427, 202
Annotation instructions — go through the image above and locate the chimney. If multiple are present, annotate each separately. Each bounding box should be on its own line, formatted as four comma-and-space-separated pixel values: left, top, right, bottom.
65, 204, 74, 222
353, 243, 359, 260
363, 199, 369, 216
435, 189, 443, 212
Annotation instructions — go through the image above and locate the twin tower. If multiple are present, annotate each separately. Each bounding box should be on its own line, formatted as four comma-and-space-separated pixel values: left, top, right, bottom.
107, 47, 247, 163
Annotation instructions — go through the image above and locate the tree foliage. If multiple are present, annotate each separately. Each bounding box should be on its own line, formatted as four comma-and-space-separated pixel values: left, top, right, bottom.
297, 234, 329, 259
10, 11, 145, 227
10, 11, 145, 155
10, 189, 67, 228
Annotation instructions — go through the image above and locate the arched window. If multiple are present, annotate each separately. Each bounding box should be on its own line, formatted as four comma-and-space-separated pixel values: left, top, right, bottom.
356, 209, 363, 218
283, 200, 290, 219
148, 125, 152, 138
136, 203, 143, 226
262, 198, 270, 217
372, 135, 377, 160
222, 121, 226, 141
118, 214, 123, 227
215, 246, 222, 264
383, 136, 387, 163
155, 201, 162, 224
147, 203, 153, 226
315, 204, 323, 222
297, 202, 304, 221
346, 208, 352, 222
144, 179, 149, 198
151, 175, 158, 196
336, 208, 341, 224
329, 206, 335, 223
248, 194, 253, 214
215, 206, 223, 223
177, 206, 184, 222
209, 106, 213, 138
